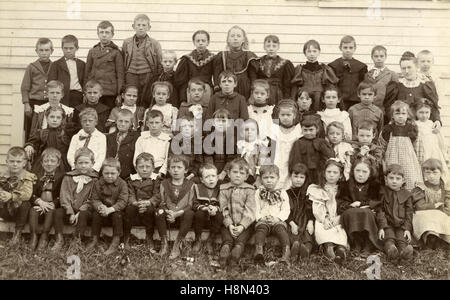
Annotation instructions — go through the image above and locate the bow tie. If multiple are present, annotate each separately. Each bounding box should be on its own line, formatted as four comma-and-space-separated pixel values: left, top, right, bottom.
42, 174, 55, 182
259, 188, 282, 205
221, 93, 235, 100
0, 176, 19, 192
79, 134, 92, 141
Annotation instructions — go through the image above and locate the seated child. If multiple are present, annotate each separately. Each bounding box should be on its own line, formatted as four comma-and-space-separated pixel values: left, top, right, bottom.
247, 79, 275, 139
253, 165, 291, 265
87, 158, 128, 255
327, 121, 353, 181
218, 158, 256, 268
295, 88, 324, 137
177, 78, 209, 122
0, 147, 36, 245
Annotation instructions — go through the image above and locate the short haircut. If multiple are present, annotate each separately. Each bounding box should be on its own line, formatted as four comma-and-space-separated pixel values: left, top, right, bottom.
7, 147, 27, 159
226, 25, 249, 50
323, 84, 341, 99
277, 99, 298, 115
399, 51, 417, 65
46, 80, 64, 93
290, 163, 308, 175
218, 70, 237, 84
85, 79, 103, 93
264, 35, 279, 44
339, 35, 356, 48
198, 163, 218, 178
168, 154, 189, 169
251, 79, 270, 94
79, 107, 98, 122
146, 109, 164, 122
116, 108, 134, 123
135, 152, 155, 167
385, 164, 404, 177
422, 158, 443, 172
227, 157, 250, 174
74, 147, 95, 164
371, 45, 387, 57
390, 100, 409, 115
41, 147, 62, 162
357, 81, 376, 95
61, 35, 79, 48
301, 114, 320, 129
162, 50, 177, 61
188, 78, 206, 90
97, 20, 114, 34
152, 81, 173, 97
417, 49, 432, 57
102, 157, 121, 173
259, 164, 279, 177
303, 39, 321, 54
212, 108, 231, 119
327, 121, 345, 136
357, 120, 376, 134
134, 14, 150, 25
35, 38, 53, 51
192, 30, 210, 42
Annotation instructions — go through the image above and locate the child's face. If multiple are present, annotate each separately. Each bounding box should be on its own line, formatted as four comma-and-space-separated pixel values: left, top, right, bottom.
103, 166, 119, 184
116, 114, 132, 133
400, 60, 417, 80
97, 26, 114, 45
340, 42, 356, 60
228, 28, 245, 50
291, 172, 306, 188
180, 120, 194, 138
297, 92, 312, 111
244, 122, 258, 142
200, 169, 219, 189
423, 168, 441, 186
133, 19, 150, 37
47, 87, 63, 106
47, 111, 63, 128
264, 40, 279, 57
6, 154, 27, 175
153, 86, 170, 106
122, 87, 138, 106
392, 108, 408, 125
325, 164, 341, 184
416, 106, 431, 122
75, 155, 94, 174
417, 53, 433, 73
305, 46, 320, 63
136, 160, 154, 179
357, 129, 374, 145
214, 117, 228, 133
323, 90, 340, 109
278, 107, 295, 127
354, 162, 371, 184
85, 86, 102, 105
193, 33, 209, 52
81, 115, 97, 134
147, 116, 163, 136
169, 161, 187, 180
62, 42, 77, 59
261, 172, 279, 191
219, 76, 237, 95
228, 166, 248, 186
302, 126, 317, 140
385, 173, 405, 191
372, 50, 386, 68
358, 88, 375, 106
327, 126, 343, 145
161, 55, 176, 72
41, 155, 60, 174
252, 86, 269, 106
36, 43, 53, 62
188, 83, 205, 103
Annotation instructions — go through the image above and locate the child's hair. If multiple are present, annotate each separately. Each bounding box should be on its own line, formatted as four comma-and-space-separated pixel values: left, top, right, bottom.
79, 107, 98, 122
290, 162, 309, 176
259, 164, 280, 177
226, 25, 249, 50
264, 35, 279, 44
7, 147, 27, 159
168, 154, 190, 169
399, 51, 417, 65
357, 81, 376, 95
192, 30, 210, 42
61, 35, 78, 48
357, 120, 376, 135
46, 80, 64, 93
102, 157, 121, 173
243, 118, 260, 137
251, 79, 270, 94
74, 148, 95, 164
41, 147, 62, 162
188, 78, 206, 90
303, 39, 321, 54
323, 84, 341, 99
300, 114, 320, 129
326, 121, 345, 137
97, 20, 114, 34
319, 158, 344, 187
135, 152, 155, 167
162, 50, 177, 62
351, 156, 377, 181
371, 45, 387, 57
152, 81, 173, 97
417, 49, 432, 57
415, 98, 433, 112
85, 79, 103, 93
385, 164, 404, 177
122, 84, 139, 96
35, 38, 53, 51
199, 163, 218, 178
277, 99, 298, 115
116, 109, 134, 124
390, 100, 409, 115
218, 70, 237, 84
134, 14, 150, 25
422, 158, 443, 173
227, 157, 250, 174
339, 35, 356, 48
146, 109, 164, 122
295, 87, 314, 101
44, 106, 66, 128
212, 108, 231, 119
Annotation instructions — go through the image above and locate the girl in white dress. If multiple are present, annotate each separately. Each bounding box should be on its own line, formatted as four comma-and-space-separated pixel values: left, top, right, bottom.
326, 121, 354, 180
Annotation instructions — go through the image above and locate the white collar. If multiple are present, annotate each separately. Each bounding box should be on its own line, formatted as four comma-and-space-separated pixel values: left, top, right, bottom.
121, 104, 137, 114
34, 103, 74, 115
140, 131, 171, 141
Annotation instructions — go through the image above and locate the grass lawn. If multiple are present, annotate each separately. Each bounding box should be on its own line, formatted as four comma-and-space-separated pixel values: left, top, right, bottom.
0, 233, 448, 280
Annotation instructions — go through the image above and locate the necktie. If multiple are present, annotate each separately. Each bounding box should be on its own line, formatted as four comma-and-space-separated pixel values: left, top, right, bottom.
79, 134, 92, 148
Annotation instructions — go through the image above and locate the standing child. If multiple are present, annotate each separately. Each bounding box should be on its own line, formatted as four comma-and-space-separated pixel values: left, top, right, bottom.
291, 40, 338, 111
417, 50, 444, 104
328, 35, 368, 110
253, 165, 291, 264
218, 158, 256, 268
0, 147, 36, 245
85, 21, 124, 109
48, 35, 85, 108
213, 25, 257, 99
326, 122, 354, 181
255, 35, 294, 105
248, 79, 275, 139
295, 88, 324, 137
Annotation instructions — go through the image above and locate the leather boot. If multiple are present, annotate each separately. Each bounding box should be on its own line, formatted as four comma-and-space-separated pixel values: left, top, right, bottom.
192, 237, 202, 253
86, 235, 99, 251
335, 246, 347, 264
205, 234, 214, 255
51, 233, 64, 252
299, 242, 312, 260
230, 244, 243, 267
159, 236, 168, 256
105, 236, 120, 255
254, 244, 264, 264
323, 243, 335, 260
37, 233, 49, 250
385, 241, 399, 260
29, 233, 38, 251
280, 245, 291, 265
399, 244, 414, 261
10, 229, 22, 246
219, 244, 231, 267
290, 241, 300, 261
123, 233, 131, 250
169, 238, 182, 259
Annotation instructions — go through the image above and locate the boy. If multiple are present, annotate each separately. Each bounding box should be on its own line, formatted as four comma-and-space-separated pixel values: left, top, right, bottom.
373, 164, 414, 261
48, 35, 85, 108
54, 148, 98, 251
87, 158, 128, 255
348, 82, 384, 140
154, 155, 195, 259
21, 38, 54, 140
417, 50, 444, 103
0, 147, 36, 245
85, 21, 124, 109
29, 148, 64, 251
364, 45, 398, 110
218, 158, 256, 268
328, 35, 367, 110
122, 14, 163, 105
206, 71, 249, 121
350, 120, 383, 170
178, 78, 208, 122
124, 152, 160, 250
192, 163, 223, 254
67, 107, 107, 172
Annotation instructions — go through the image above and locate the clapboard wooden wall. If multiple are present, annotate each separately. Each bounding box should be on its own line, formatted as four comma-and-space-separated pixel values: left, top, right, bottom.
0, 0, 449, 164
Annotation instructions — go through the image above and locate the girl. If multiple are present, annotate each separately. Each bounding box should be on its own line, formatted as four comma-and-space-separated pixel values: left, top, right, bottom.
317, 85, 352, 141
175, 30, 215, 106
337, 157, 383, 255
307, 159, 348, 262
291, 40, 339, 112
268, 99, 302, 190
381, 100, 423, 191
326, 122, 353, 181
106, 84, 145, 133
248, 79, 275, 139
213, 25, 257, 99
296, 88, 324, 137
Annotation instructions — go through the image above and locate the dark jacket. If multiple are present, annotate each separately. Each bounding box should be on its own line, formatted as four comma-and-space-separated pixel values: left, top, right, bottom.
337, 177, 380, 215
192, 183, 220, 211
106, 131, 140, 179
73, 102, 110, 133
286, 183, 314, 234
31, 169, 65, 207
90, 177, 128, 212
122, 35, 163, 75
127, 175, 160, 206
373, 186, 413, 231
48, 57, 85, 106
21, 59, 53, 103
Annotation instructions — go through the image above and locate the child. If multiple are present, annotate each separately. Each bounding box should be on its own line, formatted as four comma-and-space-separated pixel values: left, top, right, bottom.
255, 35, 294, 105
248, 79, 275, 139
67, 107, 107, 173
48, 35, 85, 108
124, 152, 160, 250
175, 30, 215, 107
73, 80, 110, 133
412, 159, 450, 249
348, 81, 384, 140
364, 45, 398, 110
134, 110, 171, 178
337, 157, 383, 255
87, 158, 128, 255
328, 35, 368, 110
206, 70, 249, 121
106, 84, 145, 133
21, 38, 54, 140
144, 81, 178, 135
122, 14, 163, 106
178, 78, 209, 123
307, 159, 348, 262
85, 21, 124, 109
254, 165, 291, 264
53, 148, 98, 251
317, 85, 352, 141
269, 99, 303, 189
295, 88, 324, 137
326, 122, 353, 181
289, 115, 335, 184
213, 25, 257, 99
28, 148, 64, 251
417, 50, 444, 103
286, 163, 314, 261
154, 155, 195, 259
380, 100, 423, 191
0, 147, 36, 245
374, 164, 414, 261
191, 163, 223, 254
291, 39, 338, 111
218, 158, 256, 268
106, 109, 140, 179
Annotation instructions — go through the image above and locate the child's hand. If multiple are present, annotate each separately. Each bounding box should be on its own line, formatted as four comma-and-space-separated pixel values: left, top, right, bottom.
229, 225, 237, 237
378, 229, 385, 240
218, 172, 227, 181
24, 145, 34, 159
234, 225, 244, 236
307, 220, 314, 235
105, 207, 115, 216
290, 222, 299, 235
432, 121, 442, 132
186, 173, 195, 180
150, 173, 159, 180
0, 191, 12, 202
404, 230, 412, 243
209, 206, 218, 216
350, 201, 361, 208
24, 103, 32, 117
37, 199, 55, 214
69, 213, 79, 225
115, 95, 122, 107
435, 202, 444, 209
360, 145, 370, 156
323, 219, 333, 230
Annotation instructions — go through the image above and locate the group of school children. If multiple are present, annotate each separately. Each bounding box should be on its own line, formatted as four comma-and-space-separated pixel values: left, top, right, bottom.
0, 13, 448, 268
